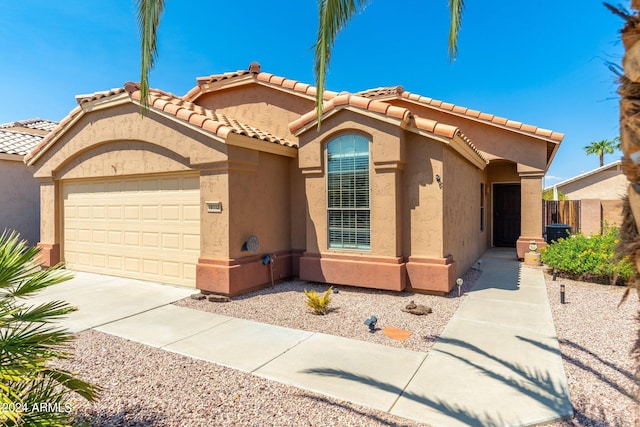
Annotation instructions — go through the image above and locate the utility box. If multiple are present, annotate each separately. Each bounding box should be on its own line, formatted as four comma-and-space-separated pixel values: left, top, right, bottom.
545, 224, 572, 244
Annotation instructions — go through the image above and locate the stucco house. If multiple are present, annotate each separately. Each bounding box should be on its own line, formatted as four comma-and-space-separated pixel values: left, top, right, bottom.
25, 63, 563, 295
547, 160, 626, 200
1, 119, 57, 245
544, 161, 627, 233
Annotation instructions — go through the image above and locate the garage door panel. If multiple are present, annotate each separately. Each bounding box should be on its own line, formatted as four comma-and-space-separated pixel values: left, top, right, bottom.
63, 174, 200, 287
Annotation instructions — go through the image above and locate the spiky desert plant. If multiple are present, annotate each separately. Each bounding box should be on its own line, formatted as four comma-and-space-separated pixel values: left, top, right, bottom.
303, 286, 333, 315
0, 230, 100, 426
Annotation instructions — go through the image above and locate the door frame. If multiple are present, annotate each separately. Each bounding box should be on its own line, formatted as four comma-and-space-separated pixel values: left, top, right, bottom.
491, 181, 521, 248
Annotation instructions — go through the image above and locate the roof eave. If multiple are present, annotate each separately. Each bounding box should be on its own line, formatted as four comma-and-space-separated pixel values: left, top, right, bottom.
26, 110, 86, 166
1, 152, 25, 162
408, 127, 487, 170
397, 96, 564, 145
225, 132, 297, 158
292, 106, 408, 137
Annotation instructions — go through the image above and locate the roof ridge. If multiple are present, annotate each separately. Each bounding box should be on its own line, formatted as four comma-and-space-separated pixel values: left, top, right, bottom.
184, 62, 338, 102
356, 86, 404, 98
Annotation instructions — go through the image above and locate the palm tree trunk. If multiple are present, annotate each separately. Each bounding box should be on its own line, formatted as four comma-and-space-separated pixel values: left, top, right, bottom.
610, 0, 640, 400
600, 153, 604, 167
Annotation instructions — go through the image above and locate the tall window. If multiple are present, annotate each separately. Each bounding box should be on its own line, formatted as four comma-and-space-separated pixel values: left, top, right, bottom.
327, 134, 370, 250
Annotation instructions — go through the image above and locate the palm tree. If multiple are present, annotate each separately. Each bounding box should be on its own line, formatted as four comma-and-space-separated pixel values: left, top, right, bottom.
0, 230, 100, 426
134, 0, 465, 121
583, 138, 619, 167
604, 2, 640, 400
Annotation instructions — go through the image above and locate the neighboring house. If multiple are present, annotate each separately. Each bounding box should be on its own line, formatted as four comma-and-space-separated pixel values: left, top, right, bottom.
25, 63, 563, 295
0, 119, 57, 245
545, 161, 627, 233
547, 160, 626, 200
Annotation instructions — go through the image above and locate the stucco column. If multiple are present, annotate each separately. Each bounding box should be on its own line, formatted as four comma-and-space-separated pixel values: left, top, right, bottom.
516, 171, 545, 258
371, 163, 404, 257
36, 178, 60, 266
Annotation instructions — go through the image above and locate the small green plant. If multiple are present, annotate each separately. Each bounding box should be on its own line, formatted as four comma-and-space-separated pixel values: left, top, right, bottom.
542, 188, 568, 201
303, 286, 333, 315
541, 226, 634, 284
0, 230, 101, 426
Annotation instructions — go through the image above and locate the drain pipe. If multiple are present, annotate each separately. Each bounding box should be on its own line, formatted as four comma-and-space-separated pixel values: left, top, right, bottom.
262, 254, 275, 287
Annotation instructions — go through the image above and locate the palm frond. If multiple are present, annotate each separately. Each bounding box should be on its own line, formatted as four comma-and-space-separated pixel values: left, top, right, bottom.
11, 267, 74, 300
0, 230, 100, 423
314, 0, 369, 127
11, 300, 76, 324
136, 0, 165, 115
41, 368, 102, 402
448, 0, 465, 60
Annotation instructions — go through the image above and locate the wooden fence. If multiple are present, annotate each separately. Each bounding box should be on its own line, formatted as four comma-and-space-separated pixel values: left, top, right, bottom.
542, 200, 581, 234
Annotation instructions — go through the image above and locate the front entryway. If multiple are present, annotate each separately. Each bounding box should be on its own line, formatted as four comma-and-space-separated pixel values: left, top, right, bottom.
493, 183, 521, 247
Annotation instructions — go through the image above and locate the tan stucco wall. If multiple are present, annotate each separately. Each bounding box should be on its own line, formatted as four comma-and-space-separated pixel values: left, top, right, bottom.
602, 199, 623, 227
580, 199, 602, 236
520, 175, 544, 238
402, 132, 444, 257
32, 105, 228, 181
196, 84, 314, 139
298, 112, 406, 257
559, 170, 627, 200
228, 149, 292, 259
442, 148, 487, 274
0, 157, 40, 245
290, 160, 306, 250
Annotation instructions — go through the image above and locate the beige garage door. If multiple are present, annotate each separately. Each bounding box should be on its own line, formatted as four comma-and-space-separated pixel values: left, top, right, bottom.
63, 174, 200, 287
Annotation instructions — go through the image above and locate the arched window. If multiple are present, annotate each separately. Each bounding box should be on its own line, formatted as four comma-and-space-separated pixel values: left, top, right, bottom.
327, 134, 370, 250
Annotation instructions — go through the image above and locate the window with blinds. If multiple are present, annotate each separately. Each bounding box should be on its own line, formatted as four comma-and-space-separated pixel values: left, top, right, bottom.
327, 134, 370, 250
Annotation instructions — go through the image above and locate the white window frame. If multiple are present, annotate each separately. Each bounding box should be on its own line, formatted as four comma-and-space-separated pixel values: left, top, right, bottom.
326, 134, 371, 251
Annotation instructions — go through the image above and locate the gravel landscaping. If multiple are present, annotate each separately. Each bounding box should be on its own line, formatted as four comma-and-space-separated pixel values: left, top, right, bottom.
51, 266, 640, 426
541, 273, 639, 427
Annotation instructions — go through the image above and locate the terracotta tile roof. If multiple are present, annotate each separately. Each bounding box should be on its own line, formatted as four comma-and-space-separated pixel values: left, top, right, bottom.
289, 92, 487, 164
184, 62, 338, 102
0, 118, 58, 132
357, 86, 564, 142
26, 83, 295, 164
0, 129, 44, 156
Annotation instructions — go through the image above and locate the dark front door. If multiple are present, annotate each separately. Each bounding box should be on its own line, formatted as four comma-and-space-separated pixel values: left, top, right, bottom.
493, 184, 521, 247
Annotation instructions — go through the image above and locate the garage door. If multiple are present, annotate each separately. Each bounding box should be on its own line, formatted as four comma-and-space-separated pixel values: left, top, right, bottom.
63, 174, 200, 287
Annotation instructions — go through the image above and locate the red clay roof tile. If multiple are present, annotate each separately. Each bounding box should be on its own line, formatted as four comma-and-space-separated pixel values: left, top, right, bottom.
185, 63, 338, 102
387, 105, 408, 120
357, 86, 564, 143
26, 82, 296, 165
367, 100, 390, 115
414, 117, 437, 133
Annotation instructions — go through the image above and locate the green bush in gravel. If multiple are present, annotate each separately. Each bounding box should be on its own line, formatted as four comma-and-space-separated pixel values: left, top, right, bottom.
541, 226, 634, 285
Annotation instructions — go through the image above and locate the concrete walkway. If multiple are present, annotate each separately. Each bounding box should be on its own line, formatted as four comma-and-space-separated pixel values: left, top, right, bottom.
27, 249, 573, 426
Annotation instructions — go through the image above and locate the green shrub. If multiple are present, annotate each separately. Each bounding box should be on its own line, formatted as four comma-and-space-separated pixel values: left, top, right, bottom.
0, 230, 101, 426
303, 286, 333, 315
540, 226, 634, 284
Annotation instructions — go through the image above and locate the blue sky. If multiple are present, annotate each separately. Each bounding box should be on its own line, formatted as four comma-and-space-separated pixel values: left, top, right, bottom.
0, 1, 623, 185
